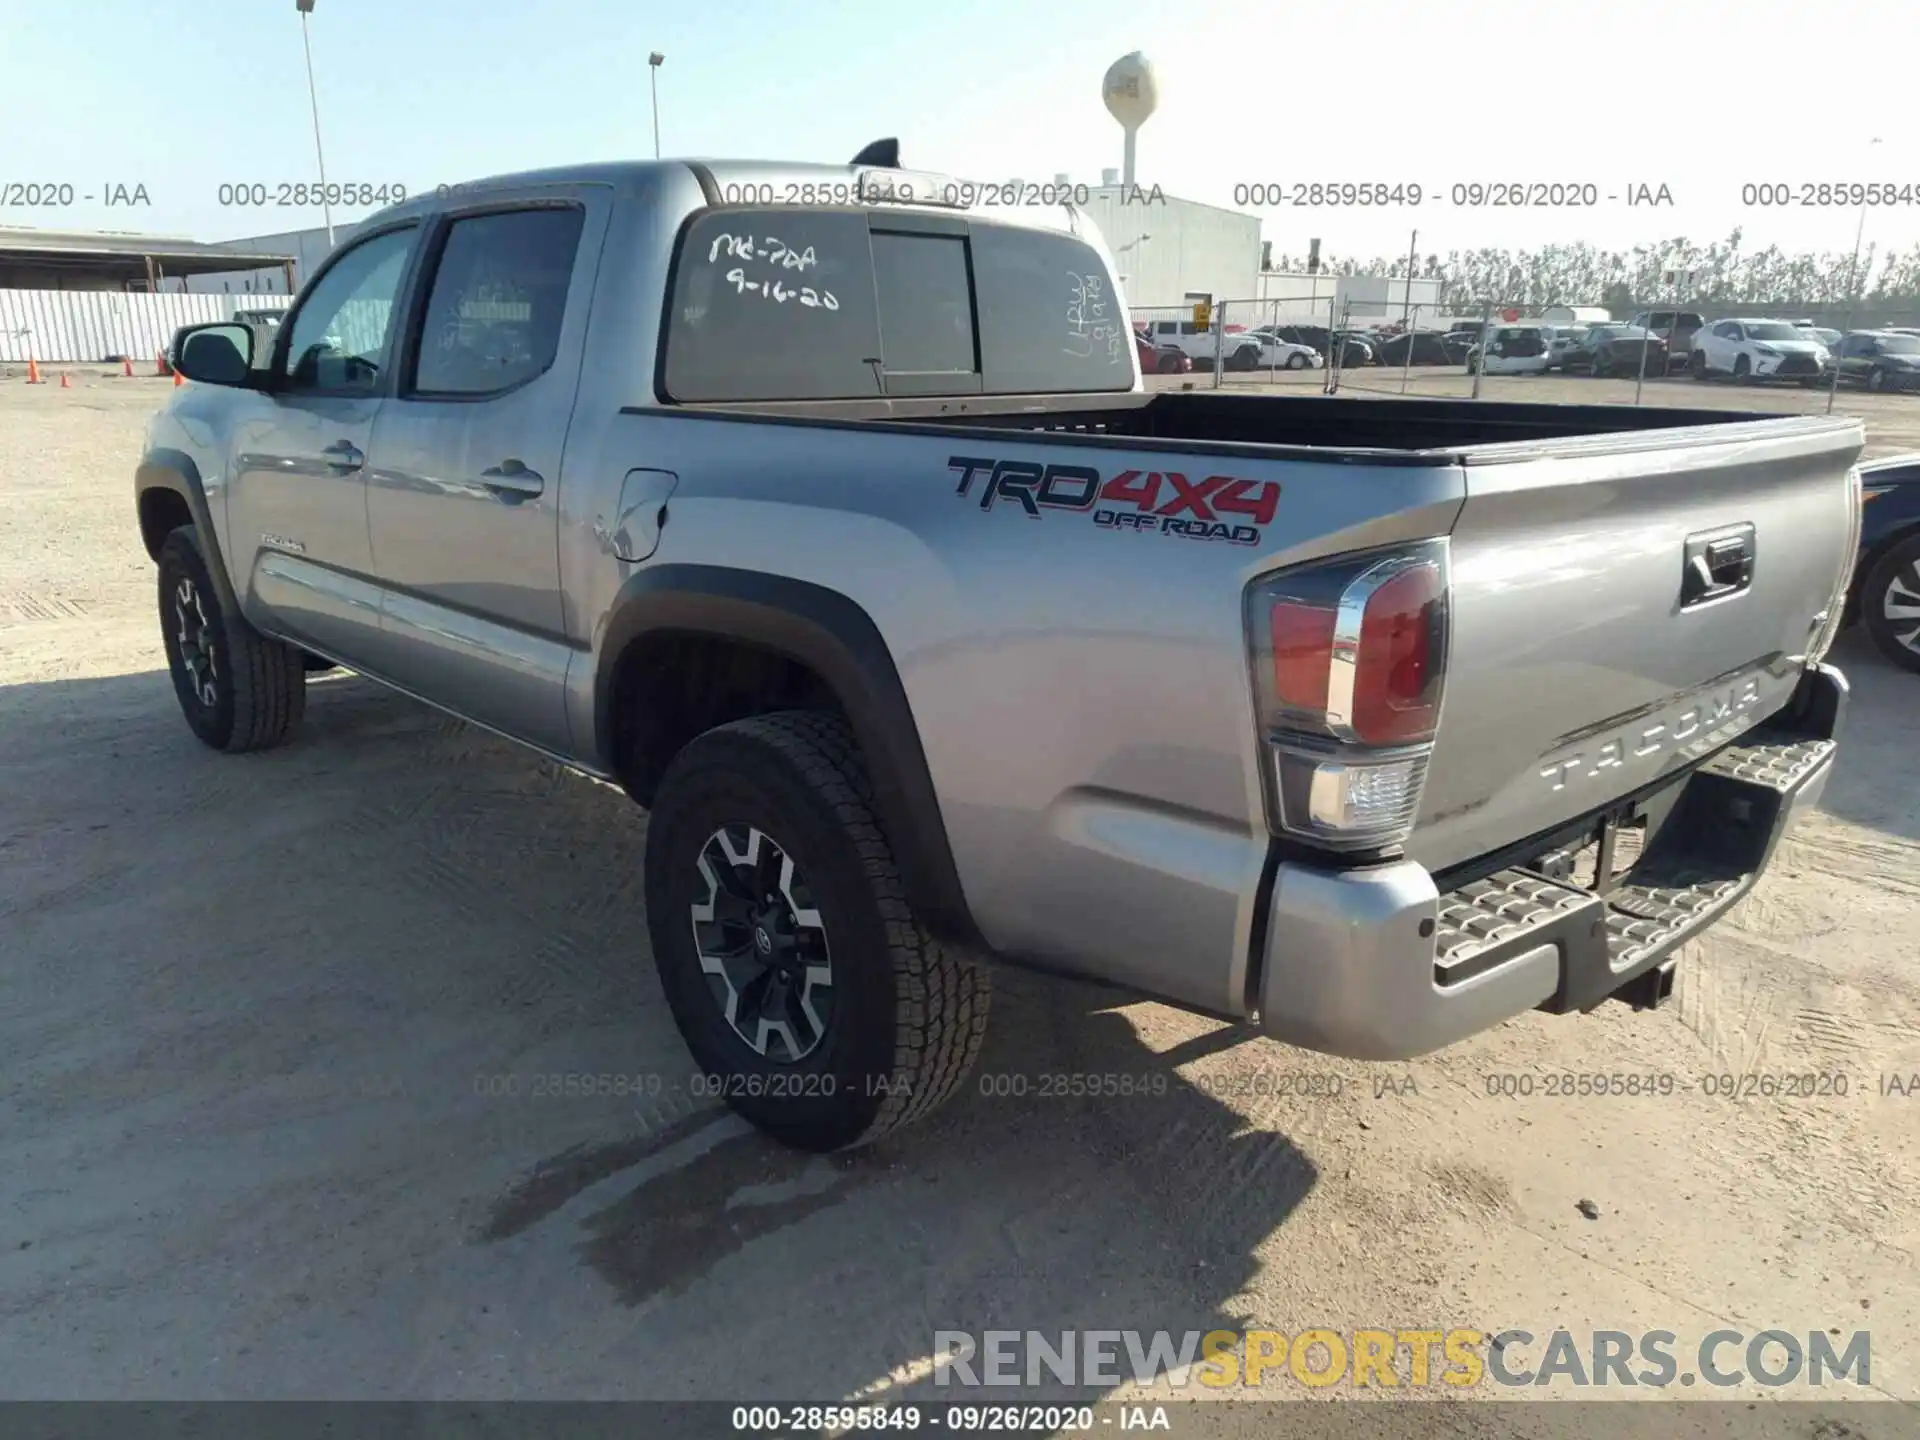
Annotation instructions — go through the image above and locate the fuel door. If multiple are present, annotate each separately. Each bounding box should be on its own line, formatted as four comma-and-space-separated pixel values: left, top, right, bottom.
596, 468, 678, 562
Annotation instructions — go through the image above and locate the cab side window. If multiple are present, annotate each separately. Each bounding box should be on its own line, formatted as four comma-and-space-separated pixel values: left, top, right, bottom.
280, 226, 418, 394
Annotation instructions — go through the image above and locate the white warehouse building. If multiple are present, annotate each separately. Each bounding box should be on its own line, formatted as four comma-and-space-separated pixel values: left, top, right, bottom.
1076, 180, 1262, 314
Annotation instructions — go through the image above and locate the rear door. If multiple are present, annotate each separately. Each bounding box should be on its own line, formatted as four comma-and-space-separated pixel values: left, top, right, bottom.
361, 188, 609, 755
1411, 419, 1861, 872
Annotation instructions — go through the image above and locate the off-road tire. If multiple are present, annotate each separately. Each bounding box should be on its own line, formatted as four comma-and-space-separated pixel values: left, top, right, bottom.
1860, 533, 1920, 675
643, 710, 991, 1152
157, 524, 306, 752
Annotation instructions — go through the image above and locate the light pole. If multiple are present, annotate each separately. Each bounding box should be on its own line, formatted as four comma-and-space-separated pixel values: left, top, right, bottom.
648, 53, 665, 159
295, 0, 335, 247
1828, 136, 1884, 415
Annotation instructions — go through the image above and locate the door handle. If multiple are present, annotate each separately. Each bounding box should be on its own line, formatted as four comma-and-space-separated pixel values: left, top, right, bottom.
321, 440, 364, 471
1681, 525, 1756, 608
480, 459, 545, 502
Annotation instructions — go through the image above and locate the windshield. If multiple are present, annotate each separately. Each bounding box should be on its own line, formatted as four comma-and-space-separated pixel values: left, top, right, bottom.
1747, 322, 1807, 341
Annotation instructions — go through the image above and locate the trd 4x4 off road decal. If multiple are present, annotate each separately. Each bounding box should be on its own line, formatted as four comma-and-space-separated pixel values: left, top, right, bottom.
947, 456, 1279, 545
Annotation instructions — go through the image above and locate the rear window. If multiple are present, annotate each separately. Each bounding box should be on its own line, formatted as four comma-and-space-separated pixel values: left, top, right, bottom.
660, 206, 1134, 401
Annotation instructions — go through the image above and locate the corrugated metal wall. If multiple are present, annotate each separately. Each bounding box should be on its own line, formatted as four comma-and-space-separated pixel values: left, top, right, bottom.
0, 290, 290, 363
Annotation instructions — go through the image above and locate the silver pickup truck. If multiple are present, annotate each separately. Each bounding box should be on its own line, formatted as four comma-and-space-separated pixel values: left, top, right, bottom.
141, 152, 1863, 1152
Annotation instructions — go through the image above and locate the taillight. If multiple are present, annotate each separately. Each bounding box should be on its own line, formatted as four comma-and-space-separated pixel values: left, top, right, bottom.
1246, 542, 1450, 852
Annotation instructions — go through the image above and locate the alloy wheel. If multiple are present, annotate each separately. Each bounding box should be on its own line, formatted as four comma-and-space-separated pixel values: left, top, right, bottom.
172, 576, 219, 709
690, 824, 834, 1062
1883, 561, 1920, 657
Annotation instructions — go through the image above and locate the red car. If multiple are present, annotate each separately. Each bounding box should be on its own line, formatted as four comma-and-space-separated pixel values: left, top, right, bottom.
1135, 330, 1192, 374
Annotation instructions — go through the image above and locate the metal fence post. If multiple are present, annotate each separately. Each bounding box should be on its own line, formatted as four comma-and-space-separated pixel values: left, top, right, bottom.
1399, 301, 1417, 395
1470, 300, 1490, 400
1326, 297, 1339, 394
1212, 299, 1225, 390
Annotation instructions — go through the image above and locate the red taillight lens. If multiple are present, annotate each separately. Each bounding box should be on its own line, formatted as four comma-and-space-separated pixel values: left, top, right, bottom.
1250, 544, 1450, 748
1248, 542, 1450, 851
1270, 599, 1337, 714
1351, 563, 1443, 745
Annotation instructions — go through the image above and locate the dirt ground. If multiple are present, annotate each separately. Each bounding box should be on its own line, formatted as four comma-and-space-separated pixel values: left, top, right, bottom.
3, 370, 1918, 1426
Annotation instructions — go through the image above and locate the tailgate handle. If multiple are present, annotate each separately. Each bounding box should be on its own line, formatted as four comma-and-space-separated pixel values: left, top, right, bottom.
1681, 524, 1756, 608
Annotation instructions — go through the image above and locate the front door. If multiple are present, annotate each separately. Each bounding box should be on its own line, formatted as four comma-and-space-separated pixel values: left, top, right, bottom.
362, 191, 608, 757
225, 223, 422, 659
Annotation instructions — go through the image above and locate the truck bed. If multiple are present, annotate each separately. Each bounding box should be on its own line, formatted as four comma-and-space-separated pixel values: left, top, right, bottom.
659, 388, 1848, 463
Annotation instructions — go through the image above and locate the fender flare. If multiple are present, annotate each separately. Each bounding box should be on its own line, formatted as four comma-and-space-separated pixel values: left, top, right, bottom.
135, 449, 242, 617
595, 564, 983, 949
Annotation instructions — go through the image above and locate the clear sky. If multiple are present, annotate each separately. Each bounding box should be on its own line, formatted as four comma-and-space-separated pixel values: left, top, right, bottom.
3, 0, 1913, 265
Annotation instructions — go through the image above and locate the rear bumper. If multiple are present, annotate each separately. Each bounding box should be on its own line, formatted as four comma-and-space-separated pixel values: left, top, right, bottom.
1254, 663, 1847, 1060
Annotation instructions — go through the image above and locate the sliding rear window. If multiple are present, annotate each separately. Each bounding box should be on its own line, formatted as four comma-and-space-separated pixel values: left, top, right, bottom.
660, 206, 1134, 401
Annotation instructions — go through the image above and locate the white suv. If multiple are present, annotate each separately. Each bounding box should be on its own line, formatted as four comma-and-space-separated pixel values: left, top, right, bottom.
1691, 318, 1831, 384
1144, 318, 1262, 367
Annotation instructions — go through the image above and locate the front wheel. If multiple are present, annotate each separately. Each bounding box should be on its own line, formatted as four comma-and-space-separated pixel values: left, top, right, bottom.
643, 712, 992, 1152
1868, 367, 1888, 392
1733, 355, 1752, 382
1861, 535, 1920, 674
1286, 352, 1307, 370
157, 525, 306, 752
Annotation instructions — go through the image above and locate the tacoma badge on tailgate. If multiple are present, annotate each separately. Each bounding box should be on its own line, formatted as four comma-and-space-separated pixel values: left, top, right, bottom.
1538, 671, 1770, 793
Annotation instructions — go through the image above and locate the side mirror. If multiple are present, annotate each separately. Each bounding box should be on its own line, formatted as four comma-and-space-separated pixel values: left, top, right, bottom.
171, 323, 257, 388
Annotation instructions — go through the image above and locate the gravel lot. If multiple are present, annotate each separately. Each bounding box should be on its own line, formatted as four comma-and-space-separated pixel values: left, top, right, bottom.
3, 370, 1918, 1424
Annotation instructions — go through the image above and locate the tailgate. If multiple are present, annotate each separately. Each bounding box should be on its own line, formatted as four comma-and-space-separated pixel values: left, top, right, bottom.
1411, 417, 1862, 873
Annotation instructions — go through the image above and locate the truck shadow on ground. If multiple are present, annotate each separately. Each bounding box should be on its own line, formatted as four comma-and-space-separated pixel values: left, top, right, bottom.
1, 665, 1319, 1403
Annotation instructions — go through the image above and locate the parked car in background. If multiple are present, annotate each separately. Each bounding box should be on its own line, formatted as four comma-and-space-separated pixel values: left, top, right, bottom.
1373, 331, 1454, 367
1143, 318, 1252, 366
1690, 318, 1831, 383
1134, 330, 1193, 374
1543, 326, 1586, 371
1852, 452, 1920, 672
1568, 324, 1669, 378
1465, 325, 1551, 374
1798, 326, 1843, 349
1832, 330, 1920, 392
1629, 310, 1706, 372
1270, 324, 1374, 368
1238, 335, 1323, 370
1447, 319, 1488, 339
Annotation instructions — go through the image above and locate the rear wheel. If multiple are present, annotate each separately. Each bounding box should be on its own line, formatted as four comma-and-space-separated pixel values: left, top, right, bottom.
643, 711, 992, 1152
1868, 366, 1888, 392
157, 525, 306, 752
1691, 350, 1709, 380
1861, 534, 1920, 674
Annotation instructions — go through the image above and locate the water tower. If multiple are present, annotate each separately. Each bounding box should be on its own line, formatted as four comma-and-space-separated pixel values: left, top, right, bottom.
1101, 52, 1158, 188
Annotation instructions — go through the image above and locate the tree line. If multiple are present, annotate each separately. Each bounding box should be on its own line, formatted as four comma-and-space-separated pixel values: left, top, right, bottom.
1266, 231, 1920, 317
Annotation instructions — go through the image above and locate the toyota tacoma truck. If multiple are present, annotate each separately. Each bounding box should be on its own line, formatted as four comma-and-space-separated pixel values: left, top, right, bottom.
140, 148, 1862, 1152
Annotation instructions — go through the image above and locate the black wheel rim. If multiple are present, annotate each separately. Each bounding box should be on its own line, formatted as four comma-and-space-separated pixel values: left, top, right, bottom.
690, 825, 833, 1062
172, 575, 220, 709
1883, 562, 1920, 655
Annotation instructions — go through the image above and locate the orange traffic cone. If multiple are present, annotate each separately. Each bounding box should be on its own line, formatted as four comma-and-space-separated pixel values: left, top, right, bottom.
59, 373, 72, 389
155, 351, 168, 377
121, 356, 134, 378
26, 357, 42, 384
173, 369, 185, 387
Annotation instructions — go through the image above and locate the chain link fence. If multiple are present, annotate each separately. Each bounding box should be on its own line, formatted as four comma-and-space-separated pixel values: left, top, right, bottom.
1129, 295, 1916, 417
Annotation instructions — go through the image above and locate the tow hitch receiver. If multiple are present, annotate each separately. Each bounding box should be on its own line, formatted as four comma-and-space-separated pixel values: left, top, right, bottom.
1613, 958, 1678, 1011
